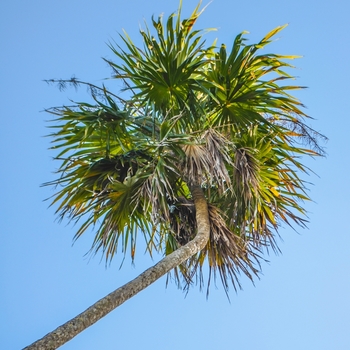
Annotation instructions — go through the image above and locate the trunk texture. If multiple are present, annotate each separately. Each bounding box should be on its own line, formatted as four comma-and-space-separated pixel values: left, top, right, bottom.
24, 185, 210, 350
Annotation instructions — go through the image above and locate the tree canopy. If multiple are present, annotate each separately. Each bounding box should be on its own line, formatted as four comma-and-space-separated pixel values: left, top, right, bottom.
45, 1, 326, 295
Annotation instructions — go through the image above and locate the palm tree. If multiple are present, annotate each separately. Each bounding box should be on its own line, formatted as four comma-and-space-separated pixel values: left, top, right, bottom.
25, 2, 326, 349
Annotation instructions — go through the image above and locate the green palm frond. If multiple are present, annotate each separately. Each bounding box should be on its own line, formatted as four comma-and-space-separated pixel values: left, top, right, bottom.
105, 4, 213, 119
204, 26, 308, 130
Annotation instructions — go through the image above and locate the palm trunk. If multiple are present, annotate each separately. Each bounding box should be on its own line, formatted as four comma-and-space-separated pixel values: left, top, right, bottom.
24, 186, 210, 350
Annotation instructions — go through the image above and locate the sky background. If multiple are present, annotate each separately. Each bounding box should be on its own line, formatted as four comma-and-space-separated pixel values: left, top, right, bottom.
1, 0, 349, 349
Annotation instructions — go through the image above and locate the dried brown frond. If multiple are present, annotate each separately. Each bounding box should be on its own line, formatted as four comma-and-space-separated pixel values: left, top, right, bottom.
194, 204, 262, 296
168, 200, 263, 295
182, 128, 233, 190
202, 129, 233, 189
234, 148, 259, 203
182, 142, 211, 185
270, 115, 328, 156
134, 170, 174, 224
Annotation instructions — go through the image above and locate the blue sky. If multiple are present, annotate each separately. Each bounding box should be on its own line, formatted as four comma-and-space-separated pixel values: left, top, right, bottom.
1, 1, 349, 349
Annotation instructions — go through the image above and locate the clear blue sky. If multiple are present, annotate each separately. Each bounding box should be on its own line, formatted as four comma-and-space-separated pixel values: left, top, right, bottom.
1, 1, 349, 349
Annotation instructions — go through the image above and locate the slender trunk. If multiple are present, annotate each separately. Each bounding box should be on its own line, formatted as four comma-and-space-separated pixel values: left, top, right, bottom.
24, 186, 210, 350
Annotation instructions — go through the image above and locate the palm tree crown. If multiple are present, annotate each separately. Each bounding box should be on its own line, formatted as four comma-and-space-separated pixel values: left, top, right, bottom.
45, 1, 326, 294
